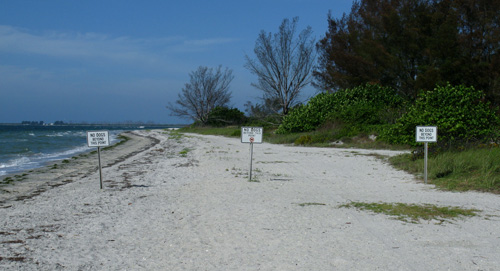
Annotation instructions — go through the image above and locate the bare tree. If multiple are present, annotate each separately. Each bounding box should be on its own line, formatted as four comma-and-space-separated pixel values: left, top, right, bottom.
245, 17, 316, 115
167, 66, 233, 124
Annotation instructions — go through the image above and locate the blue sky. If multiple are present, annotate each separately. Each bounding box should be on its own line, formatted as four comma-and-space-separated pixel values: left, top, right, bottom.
0, 0, 354, 124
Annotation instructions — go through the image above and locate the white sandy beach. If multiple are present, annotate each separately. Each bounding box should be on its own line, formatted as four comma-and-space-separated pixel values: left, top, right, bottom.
1, 129, 500, 270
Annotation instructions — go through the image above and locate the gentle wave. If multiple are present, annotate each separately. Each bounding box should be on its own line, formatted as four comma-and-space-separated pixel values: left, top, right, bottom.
0, 144, 92, 176
47, 131, 86, 137
0, 135, 120, 176
0, 156, 33, 168
41, 145, 92, 160
45, 133, 66, 137
0, 156, 38, 175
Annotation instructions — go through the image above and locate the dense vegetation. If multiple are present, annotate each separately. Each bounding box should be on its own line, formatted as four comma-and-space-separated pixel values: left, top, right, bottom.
381, 84, 499, 145
276, 84, 406, 134
314, 0, 500, 107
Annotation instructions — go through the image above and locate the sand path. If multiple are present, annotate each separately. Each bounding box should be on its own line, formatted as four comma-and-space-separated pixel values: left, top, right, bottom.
1, 130, 499, 270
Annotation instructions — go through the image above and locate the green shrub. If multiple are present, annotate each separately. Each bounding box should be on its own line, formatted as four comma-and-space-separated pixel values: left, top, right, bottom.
276, 95, 334, 134
276, 84, 406, 134
206, 106, 246, 127
327, 84, 406, 125
381, 84, 500, 145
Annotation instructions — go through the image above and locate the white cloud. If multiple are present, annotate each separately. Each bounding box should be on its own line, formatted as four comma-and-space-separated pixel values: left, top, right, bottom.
0, 25, 163, 63
0, 25, 239, 63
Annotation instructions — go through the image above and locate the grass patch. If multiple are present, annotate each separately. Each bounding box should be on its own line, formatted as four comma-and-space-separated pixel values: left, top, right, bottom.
180, 125, 408, 150
165, 129, 184, 141
179, 126, 241, 137
389, 147, 500, 193
266, 131, 303, 145
272, 122, 409, 150
179, 148, 191, 157
339, 201, 480, 223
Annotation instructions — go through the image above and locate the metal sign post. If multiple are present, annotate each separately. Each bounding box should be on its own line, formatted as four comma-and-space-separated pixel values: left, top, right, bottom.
249, 141, 254, 181
241, 127, 263, 181
87, 131, 110, 189
416, 126, 437, 184
97, 147, 103, 189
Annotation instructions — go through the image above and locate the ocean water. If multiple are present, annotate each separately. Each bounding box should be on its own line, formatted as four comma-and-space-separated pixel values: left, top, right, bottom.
0, 124, 177, 177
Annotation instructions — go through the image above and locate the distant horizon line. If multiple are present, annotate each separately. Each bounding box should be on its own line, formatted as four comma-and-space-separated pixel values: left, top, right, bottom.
0, 122, 189, 126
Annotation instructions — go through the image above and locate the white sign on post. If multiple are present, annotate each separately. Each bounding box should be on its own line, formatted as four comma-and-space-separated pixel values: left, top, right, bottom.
87, 131, 110, 147
86, 131, 110, 189
241, 127, 263, 144
241, 127, 263, 181
416, 126, 438, 185
416, 126, 437, 142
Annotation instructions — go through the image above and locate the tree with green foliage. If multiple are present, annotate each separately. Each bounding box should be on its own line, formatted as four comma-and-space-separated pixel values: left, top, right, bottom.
206, 106, 246, 127
245, 17, 316, 115
167, 66, 234, 124
314, 0, 500, 106
380, 84, 500, 145
314, 0, 435, 97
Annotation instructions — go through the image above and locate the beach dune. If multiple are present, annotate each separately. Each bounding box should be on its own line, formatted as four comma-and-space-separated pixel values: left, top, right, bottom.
1, 130, 499, 270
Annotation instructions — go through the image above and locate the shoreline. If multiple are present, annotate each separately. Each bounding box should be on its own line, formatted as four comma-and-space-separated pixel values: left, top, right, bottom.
0, 125, 181, 179
0, 131, 158, 207
1, 130, 500, 270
